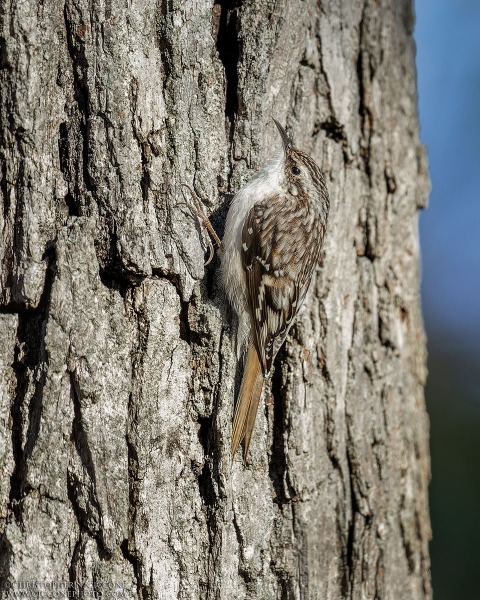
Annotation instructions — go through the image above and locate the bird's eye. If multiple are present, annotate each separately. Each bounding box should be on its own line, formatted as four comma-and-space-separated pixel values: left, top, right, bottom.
291, 166, 301, 176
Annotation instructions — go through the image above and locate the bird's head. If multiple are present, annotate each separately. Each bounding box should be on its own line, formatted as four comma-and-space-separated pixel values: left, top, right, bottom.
273, 118, 326, 200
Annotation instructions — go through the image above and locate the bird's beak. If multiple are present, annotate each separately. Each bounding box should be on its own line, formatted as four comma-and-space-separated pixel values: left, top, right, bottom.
272, 118, 292, 152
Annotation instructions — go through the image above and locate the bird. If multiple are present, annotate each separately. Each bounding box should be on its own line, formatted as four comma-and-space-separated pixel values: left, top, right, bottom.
219, 119, 330, 460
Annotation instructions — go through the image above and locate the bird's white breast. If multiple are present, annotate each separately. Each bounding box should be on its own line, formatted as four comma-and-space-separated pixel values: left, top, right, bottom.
219, 151, 284, 354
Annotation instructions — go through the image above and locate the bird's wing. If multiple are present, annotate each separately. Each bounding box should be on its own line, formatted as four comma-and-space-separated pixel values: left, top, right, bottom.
241, 194, 324, 374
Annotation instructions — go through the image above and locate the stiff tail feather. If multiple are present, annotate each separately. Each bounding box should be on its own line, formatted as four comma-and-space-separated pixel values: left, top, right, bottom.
231, 341, 264, 460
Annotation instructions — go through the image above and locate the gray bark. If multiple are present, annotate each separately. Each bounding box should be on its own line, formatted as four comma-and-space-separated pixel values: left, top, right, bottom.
0, 1, 431, 599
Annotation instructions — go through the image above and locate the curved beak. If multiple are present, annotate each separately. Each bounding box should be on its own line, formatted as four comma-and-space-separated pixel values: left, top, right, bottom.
272, 118, 292, 152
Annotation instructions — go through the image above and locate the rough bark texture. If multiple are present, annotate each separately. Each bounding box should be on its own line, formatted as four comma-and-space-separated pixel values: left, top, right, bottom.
0, 0, 431, 598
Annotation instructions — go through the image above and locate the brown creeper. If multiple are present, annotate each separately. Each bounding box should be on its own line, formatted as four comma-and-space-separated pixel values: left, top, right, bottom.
220, 120, 330, 460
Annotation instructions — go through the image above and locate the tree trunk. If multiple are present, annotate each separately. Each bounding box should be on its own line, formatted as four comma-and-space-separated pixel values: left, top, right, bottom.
0, 1, 431, 598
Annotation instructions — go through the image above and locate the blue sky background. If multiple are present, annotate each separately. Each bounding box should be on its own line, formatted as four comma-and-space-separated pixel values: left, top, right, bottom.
415, 0, 480, 350
414, 1, 480, 597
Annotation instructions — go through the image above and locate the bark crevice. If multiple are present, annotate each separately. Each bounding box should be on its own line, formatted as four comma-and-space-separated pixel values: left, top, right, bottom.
8, 249, 54, 519
268, 352, 292, 506
215, 1, 241, 131
67, 371, 109, 556
63, 2, 94, 201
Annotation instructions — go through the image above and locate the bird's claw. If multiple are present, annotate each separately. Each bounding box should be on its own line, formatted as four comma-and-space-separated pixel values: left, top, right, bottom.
180, 183, 222, 266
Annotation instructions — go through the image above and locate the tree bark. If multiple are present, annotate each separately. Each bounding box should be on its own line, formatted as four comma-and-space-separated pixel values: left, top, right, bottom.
0, 1, 431, 598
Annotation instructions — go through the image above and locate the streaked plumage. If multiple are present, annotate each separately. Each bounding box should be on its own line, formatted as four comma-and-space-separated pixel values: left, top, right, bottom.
220, 120, 329, 460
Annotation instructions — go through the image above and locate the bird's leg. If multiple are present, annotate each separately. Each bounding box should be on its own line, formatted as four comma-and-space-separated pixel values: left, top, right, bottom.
181, 183, 223, 265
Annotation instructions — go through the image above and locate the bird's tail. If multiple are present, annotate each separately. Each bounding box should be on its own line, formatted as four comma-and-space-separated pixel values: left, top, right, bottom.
231, 340, 264, 460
